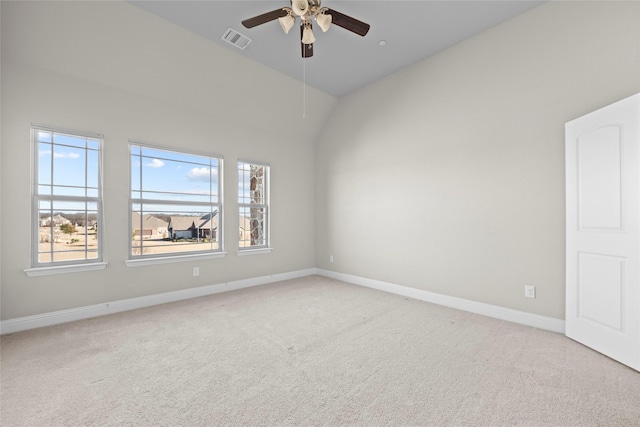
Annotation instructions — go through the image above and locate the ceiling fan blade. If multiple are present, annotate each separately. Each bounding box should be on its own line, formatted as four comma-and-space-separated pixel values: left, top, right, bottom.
242, 8, 289, 29
325, 8, 370, 37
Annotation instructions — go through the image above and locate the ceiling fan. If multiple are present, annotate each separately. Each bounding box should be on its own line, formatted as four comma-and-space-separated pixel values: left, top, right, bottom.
241, 0, 370, 58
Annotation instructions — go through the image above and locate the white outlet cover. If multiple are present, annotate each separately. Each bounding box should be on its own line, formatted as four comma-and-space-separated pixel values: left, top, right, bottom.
525, 285, 535, 298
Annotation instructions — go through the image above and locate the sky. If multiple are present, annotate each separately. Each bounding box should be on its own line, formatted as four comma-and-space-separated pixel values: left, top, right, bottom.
38, 131, 259, 216
131, 144, 220, 205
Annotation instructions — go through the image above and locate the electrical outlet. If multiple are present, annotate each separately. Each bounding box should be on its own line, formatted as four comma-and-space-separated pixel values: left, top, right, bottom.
525, 285, 536, 299
329, 255, 334, 263
193, 267, 200, 277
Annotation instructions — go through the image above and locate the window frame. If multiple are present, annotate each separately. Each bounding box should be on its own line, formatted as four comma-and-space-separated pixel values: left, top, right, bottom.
28, 124, 105, 271
128, 141, 224, 263
237, 159, 270, 253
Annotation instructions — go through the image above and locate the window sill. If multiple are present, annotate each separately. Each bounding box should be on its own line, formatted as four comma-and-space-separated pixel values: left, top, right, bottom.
125, 252, 227, 267
24, 262, 108, 277
237, 248, 273, 256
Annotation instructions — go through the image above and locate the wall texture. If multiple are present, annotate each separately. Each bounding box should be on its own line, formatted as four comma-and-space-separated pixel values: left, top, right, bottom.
316, 1, 640, 319
0, 1, 336, 320
3, 1, 640, 323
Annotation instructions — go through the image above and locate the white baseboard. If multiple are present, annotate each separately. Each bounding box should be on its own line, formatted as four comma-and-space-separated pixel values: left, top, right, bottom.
1, 268, 565, 335
315, 269, 565, 334
0, 268, 316, 335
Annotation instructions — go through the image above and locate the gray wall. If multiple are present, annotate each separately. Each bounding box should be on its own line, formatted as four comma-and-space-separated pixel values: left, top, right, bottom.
2, 1, 639, 323
315, 1, 640, 319
0, 1, 336, 320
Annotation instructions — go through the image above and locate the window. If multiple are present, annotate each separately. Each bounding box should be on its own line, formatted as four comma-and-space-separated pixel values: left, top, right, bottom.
32, 125, 103, 266
130, 143, 222, 258
238, 160, 269, 250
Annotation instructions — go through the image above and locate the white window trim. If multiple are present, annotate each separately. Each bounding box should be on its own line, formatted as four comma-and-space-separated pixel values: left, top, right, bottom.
30, 124, 105, 270
125, 251, 227, 267
24, 262, 107, 277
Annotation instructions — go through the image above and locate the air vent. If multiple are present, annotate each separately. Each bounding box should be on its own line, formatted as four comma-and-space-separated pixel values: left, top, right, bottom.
221, 27, 252, 50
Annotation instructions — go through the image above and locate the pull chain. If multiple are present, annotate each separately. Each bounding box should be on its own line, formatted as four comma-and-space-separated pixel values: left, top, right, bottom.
302, 55, 307, 119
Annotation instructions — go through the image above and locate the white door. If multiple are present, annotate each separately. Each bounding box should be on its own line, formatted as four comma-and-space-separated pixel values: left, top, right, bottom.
566, 93, 640, 372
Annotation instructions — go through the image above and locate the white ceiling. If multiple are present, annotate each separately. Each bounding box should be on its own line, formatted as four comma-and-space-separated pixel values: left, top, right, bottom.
130, 1, 545, 97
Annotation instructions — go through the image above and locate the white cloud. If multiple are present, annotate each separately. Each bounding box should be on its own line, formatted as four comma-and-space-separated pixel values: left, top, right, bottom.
145, 159, 165, 168
184, 190, 213, 195
188, 167, 216, 181
39, 151, 80, 159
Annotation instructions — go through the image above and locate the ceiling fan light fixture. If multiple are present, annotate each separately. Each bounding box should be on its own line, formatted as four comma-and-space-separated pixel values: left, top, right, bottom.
316, 12, 331, 32
301, 23, 316, 44
292, 0, 309, 17
278, 13, 295, 34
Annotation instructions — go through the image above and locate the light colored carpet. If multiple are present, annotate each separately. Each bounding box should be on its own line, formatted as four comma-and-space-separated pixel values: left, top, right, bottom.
1, 275, 639, 426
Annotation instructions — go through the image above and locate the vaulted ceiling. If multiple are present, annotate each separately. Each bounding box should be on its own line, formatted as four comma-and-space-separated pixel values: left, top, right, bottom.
131, 1, 545, 97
